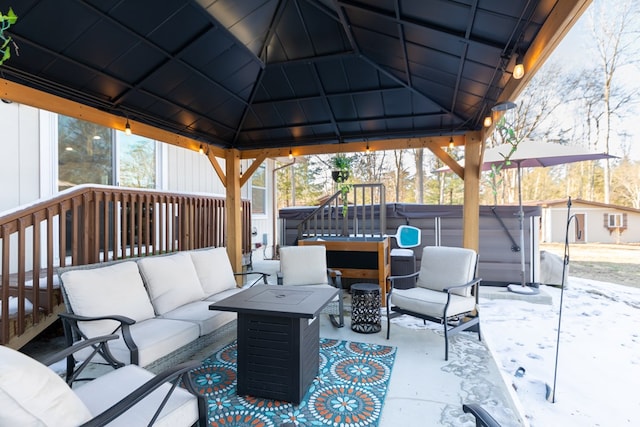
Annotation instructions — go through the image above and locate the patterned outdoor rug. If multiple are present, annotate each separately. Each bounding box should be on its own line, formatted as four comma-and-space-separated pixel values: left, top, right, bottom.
190, 338, 397, 427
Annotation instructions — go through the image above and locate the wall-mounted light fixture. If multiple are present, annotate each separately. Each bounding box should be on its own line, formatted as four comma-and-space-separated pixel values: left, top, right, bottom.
513, 55, 524, 80
125, 118, 132, 135
483, 116, 493, 127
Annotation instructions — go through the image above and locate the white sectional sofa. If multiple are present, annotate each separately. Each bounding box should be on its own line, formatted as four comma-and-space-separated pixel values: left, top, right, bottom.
57, 247, 266, 375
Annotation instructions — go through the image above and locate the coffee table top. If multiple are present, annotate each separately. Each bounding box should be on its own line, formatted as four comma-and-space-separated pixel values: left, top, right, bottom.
209, 285, 338, 318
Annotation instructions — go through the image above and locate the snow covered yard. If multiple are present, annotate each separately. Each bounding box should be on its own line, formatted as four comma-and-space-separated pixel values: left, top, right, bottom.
481, 277, 640, 426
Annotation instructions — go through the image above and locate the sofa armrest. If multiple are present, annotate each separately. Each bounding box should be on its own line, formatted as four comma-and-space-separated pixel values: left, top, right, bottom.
59, 312, 139, 368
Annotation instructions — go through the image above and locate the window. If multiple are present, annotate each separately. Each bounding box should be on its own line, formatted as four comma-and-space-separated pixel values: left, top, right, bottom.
58, 115, 159, 191
251, 165, 267, 215
118, 132, 157, 188
58, 116, 114, 191
608, 213, 622, 228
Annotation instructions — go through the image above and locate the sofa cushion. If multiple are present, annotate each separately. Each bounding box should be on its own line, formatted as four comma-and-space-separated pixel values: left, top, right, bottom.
73, 318, 200, 367
162, 301, 237, 336
189, 247, 236, 296
0, 345, 92, 427
75, 365, 199, 427
60, 261, 156, 338
138, 252, 205, 315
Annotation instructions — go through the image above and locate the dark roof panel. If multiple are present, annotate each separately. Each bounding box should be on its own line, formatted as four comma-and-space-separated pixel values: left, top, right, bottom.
0, 0, 568, 149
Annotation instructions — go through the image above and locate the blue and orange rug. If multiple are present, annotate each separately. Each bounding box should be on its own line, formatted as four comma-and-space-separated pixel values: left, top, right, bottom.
190, 338, 397, 427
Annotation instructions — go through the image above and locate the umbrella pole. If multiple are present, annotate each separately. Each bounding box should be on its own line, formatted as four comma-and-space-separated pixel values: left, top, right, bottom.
518, 162, 526, 287
508, 161, 538, 295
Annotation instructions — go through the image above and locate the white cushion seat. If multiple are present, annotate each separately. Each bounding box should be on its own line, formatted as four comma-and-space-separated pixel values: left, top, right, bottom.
0, 343, 202, 427
107, 318, 200, 367
390, 287, 476, 318
75, 365, 199, 427
161, 301, 237, 336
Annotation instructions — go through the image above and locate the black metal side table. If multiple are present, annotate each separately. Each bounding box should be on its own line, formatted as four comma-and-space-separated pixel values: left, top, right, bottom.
351, 283, 381, 333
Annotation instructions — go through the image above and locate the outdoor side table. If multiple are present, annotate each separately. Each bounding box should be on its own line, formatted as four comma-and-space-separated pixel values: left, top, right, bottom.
351, 283, 382, 333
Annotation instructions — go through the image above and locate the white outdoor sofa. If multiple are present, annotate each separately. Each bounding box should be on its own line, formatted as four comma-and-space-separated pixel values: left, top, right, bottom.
56, 247, 267, 376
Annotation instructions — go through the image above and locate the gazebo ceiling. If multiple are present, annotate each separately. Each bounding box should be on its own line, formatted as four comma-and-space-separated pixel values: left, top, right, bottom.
1, 0, 588, 152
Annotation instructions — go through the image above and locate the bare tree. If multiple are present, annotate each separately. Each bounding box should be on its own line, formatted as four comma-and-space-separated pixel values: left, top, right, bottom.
586, 0, 640, 203
413, 148, 424, 203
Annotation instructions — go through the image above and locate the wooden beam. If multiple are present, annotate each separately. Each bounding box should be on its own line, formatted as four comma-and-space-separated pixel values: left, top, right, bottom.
225, 149, 243, 284
238, 135, 471, 159
462, 134, 483, 252
240, 153, 268, 187
206, 152, 227, 188
0, 78, 226, 158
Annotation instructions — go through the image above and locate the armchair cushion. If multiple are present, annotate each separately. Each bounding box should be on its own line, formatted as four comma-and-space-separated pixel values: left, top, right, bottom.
279, 245, 328, 286
60, 261, 156, 338
416, 246, 477, 297
75, 365, 198, 427
189, 247, 236, 295
390, 287, 476, 318
138, 252, 205, 315
0, 345, 91, 427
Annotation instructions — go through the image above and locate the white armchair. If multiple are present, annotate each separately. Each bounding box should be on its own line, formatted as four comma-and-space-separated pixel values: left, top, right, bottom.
386, 246, 482, 360
0, 335, 206, 426
277, 245, 345, 328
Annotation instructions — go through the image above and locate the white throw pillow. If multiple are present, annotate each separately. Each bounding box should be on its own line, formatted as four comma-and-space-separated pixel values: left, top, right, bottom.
0, 345, 92, 426
189, 247, 237, 295
138, 252, 205, 315
61, 261, 156, 338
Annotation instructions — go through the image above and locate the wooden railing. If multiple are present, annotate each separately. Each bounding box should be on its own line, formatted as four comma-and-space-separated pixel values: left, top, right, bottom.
0, 184, 251, 349
297, 183, 386, 240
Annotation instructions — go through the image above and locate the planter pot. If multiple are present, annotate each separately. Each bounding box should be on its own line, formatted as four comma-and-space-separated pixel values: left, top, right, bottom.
332, 170, 349, 183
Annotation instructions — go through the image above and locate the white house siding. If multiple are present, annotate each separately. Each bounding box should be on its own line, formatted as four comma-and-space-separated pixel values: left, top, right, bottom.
162, 144, 227, 196
0, 102, 42, 213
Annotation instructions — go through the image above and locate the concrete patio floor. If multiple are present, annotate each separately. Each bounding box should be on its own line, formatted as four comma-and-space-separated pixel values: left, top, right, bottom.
247, 257, 525, 427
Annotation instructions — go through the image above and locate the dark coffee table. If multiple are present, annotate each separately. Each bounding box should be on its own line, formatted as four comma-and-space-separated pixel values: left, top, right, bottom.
209, 284, 338, 403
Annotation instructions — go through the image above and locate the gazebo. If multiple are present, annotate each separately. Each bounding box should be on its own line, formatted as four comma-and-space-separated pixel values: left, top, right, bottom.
0, 0, 591, 272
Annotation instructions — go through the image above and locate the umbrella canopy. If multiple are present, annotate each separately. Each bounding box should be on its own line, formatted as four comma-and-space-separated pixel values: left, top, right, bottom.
437, 141, 616, 173
479, 141, 616, 170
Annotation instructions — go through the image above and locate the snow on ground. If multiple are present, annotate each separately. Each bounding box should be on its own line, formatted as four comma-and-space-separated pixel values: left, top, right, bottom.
481, 277, 640, 426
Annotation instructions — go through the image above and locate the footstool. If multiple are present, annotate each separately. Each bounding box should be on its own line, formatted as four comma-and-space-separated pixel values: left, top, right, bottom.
350, 283, 381, 333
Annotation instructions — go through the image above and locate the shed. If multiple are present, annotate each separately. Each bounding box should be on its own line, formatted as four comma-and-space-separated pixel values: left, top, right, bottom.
539, 199, 640, 244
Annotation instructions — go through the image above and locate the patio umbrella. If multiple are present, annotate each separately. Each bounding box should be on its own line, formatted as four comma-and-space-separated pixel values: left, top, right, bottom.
438, 140, 616, 293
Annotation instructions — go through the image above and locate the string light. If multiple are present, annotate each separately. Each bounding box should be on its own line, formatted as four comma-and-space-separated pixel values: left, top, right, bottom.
199, 144, 204, 155
366, 142, 370, 153
483, 116, 493, 127
288, 148, 293, 160
448, 137, 454, 149
125, 119, 132, 135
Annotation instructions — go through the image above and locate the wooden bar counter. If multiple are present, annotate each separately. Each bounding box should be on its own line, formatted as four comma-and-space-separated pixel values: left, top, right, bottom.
298, 236, 391, 306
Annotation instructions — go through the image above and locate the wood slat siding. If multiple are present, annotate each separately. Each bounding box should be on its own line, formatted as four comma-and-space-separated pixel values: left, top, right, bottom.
0, 185, 251, 348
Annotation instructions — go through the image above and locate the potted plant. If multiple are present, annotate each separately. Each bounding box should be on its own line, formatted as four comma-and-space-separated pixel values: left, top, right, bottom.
331, 154, 352, 183
330, 154, 352, 216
